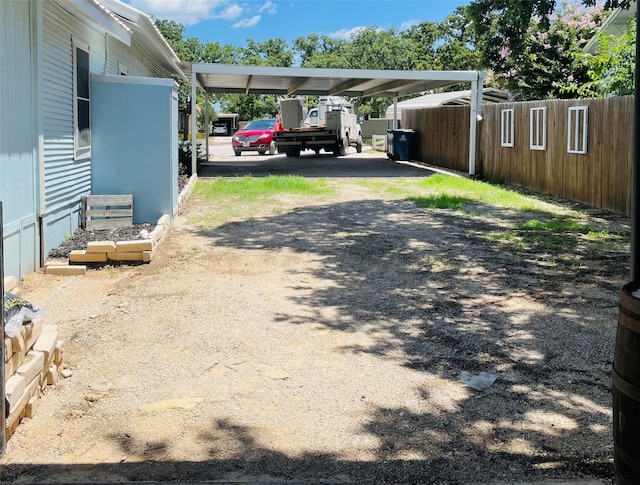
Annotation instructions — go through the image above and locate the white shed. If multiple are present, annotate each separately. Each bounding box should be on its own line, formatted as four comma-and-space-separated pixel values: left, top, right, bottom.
385, 88, 510, 119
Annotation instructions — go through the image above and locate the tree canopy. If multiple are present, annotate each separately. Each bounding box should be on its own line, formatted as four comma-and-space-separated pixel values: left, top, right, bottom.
155, 0, 636, 121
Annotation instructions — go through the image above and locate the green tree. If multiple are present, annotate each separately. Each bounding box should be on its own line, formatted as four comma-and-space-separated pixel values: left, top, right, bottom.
434, 8, 482, 72
401, 21, 440, 70
563, 18, 635, 97
485, 1, 610, 100
468, 0, 633, 96
239, 38, 294, 67
292, 34, 351, 68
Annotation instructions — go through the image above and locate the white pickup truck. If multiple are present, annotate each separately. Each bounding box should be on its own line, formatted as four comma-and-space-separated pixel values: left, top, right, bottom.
273, 97, 363, 157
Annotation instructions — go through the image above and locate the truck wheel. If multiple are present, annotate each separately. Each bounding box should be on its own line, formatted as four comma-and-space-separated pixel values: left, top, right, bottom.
356, 135, 363, 153
339, 136, 348, 156
268, 141, 276, 155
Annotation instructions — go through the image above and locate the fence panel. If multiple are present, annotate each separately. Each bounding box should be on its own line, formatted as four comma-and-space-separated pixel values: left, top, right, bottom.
410, 96, 634, 216
402, 106, 470, 173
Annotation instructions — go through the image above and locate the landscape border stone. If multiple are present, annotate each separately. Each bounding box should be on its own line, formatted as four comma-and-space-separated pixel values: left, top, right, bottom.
42, 173, 199, 276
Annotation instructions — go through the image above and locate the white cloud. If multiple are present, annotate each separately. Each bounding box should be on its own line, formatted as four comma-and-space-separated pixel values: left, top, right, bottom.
327, 26, 366, 40
218, 4, 243, 20
233, 15, 261, 28
259, 1, 277, 15
400, 19, 421, 31
128, 0, 224, 26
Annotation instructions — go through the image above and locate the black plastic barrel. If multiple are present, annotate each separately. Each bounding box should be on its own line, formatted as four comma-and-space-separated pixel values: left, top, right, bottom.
386, 129, 415, 161
613, 281, 640, 484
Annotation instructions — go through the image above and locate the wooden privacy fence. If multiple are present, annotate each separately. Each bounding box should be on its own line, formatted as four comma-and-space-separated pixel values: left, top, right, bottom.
402, 106, 472, 174
402, 96, 634, 216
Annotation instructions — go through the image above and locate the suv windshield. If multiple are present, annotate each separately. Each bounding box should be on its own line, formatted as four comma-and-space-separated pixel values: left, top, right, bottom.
244, 119, 275, 130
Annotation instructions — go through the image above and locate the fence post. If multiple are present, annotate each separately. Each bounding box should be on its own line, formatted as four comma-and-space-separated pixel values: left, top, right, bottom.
632, 16, 640, 281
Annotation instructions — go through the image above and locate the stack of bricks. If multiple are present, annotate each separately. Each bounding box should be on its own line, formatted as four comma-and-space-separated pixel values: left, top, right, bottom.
4, 319, 63, 440
45, 214, 170, 276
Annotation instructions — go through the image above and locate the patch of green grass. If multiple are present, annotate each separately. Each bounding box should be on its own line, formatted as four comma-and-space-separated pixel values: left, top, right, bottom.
355, 179, 412, 196
408, 194, 471, 210
415, 173, 559, 213
190, 175, 335, 225
196, 175, 334, 202
487, 232, 519, 242
587, 228, 631, 241
518, 218, 590, 233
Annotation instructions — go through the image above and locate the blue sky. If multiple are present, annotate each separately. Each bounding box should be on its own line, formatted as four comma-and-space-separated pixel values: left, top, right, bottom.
127, 0, 470, 47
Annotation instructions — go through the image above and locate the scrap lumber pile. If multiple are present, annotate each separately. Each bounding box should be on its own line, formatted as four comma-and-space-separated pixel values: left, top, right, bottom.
4, 291, 63, 440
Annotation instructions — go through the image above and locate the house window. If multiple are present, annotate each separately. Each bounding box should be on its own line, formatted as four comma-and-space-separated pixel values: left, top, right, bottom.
529, 106, 547, 150
73, 41, 91, 159
567, 106, 588, 154
118, 62, 128, 76
500, 108, 514, 147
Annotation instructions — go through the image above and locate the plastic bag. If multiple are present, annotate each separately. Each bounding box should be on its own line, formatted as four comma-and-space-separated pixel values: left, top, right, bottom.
3, 292, 42, 338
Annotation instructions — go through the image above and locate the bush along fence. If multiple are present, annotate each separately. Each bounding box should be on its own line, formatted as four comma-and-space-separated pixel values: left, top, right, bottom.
402, 95, 633, 216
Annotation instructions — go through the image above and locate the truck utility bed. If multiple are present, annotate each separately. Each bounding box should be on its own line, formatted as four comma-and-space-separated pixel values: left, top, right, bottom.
273, 128, 344, 156
274, 127, 339, 143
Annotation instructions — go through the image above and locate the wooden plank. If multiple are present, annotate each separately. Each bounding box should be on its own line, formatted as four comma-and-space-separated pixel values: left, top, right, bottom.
85, 209, 133, 218
86, 195, 132, 206
86, 219, 133, 231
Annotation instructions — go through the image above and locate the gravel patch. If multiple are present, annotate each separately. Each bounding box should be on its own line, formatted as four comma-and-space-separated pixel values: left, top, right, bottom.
2, 168, 627, 484
47, 224, 156, 259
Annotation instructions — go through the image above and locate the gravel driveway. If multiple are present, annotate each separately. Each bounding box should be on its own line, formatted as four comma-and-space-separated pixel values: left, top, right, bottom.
1, 148, 628, 484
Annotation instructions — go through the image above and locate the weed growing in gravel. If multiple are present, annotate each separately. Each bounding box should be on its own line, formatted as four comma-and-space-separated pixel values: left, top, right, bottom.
103, 265, 117, 278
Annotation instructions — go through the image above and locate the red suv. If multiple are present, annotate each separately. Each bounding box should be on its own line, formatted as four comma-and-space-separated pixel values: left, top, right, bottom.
232, 118, 277, 156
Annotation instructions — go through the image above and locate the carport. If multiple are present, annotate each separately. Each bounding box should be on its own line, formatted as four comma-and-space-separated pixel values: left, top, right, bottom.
180, 63, 486, 176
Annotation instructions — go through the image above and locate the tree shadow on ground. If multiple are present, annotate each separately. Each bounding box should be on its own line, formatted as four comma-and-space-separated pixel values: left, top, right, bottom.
2, 196, 626, 484
187, 197, 623, 481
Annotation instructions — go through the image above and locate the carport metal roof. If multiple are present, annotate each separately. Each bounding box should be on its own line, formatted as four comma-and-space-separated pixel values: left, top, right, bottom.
181, 63, 484, 98
183, 63, 485, 175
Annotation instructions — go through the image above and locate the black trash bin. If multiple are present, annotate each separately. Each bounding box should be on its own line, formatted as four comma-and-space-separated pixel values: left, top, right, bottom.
387, 129, 415, 161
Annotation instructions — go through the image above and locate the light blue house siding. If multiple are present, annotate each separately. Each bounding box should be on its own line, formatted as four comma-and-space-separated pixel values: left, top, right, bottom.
1, 0, 184, 283
41, 0, 172, 255
0, 1, 39, 281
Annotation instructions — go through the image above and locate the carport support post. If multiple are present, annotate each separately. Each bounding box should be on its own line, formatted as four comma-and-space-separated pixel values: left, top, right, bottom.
468, 77, 482, 177
191, 72, 197, 176
204, 91, 210, 161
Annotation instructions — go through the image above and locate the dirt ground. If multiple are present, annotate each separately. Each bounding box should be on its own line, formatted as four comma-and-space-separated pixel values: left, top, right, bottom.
1, 149, 630, 484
